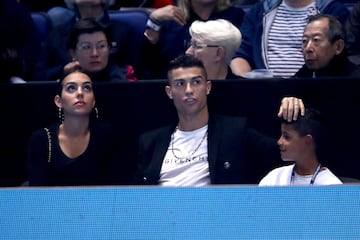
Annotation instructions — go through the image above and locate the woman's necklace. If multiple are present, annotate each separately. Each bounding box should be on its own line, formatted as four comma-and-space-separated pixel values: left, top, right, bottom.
171, 126, 208, 160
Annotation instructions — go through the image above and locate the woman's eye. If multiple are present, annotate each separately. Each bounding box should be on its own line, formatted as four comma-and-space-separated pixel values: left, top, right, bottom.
66, 85, 76, 92
83, 84, 92, 92
81, 45, 91, 50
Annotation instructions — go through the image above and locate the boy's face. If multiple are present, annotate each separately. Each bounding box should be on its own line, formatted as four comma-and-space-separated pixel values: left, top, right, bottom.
277, 123, 308, 162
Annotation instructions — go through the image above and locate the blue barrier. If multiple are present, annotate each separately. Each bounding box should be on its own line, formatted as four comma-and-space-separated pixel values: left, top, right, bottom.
1, 185, 359, 239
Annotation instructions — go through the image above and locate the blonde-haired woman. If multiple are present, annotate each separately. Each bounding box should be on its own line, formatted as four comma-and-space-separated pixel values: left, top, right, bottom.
185, 19, 242, 80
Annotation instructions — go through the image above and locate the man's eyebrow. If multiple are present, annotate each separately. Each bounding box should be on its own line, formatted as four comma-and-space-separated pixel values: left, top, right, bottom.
303, 33, 323, 37
173, 75, 203, 81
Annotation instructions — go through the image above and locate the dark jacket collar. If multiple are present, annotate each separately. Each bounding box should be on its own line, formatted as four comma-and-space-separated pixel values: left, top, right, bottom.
295, 53, 360, 78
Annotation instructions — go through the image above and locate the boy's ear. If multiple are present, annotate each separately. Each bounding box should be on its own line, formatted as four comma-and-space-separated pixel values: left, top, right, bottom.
305, 134, 314, 145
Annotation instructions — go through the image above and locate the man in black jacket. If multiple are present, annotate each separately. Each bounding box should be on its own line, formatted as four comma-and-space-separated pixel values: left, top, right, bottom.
295, 14, 360, 78
135, 55, 304, 186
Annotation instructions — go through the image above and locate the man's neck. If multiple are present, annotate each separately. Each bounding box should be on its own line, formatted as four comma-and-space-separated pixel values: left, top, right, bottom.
284, 0, 315, 8
178, 110, 209, 131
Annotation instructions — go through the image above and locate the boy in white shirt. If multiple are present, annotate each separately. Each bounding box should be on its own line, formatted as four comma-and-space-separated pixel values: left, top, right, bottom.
259, 108, 342, 186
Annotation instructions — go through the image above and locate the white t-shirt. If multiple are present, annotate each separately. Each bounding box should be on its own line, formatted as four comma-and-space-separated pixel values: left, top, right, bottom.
159, 125, 210, 187
259, 164, 343, 186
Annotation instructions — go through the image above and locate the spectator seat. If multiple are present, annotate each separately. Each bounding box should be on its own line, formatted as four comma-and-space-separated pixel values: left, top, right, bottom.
47, 6, 75, 28
108, 9, 149, 36
30, 12, 53, 47
46, 7, 149, 36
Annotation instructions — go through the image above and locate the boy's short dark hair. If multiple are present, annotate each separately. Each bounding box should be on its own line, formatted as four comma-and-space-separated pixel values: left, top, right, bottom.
282, 107, 328, 161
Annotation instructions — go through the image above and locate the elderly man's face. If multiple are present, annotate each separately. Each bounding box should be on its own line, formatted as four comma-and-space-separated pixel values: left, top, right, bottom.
301, 18, 343, 70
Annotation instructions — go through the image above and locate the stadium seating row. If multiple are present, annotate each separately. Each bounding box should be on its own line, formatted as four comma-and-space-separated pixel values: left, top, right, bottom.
31, 7, 149, 50
31, 3, 356, 52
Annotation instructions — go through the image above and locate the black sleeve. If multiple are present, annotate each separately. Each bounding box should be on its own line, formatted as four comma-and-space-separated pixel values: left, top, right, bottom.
245, 127, 281, 181
26, 129, 51, 186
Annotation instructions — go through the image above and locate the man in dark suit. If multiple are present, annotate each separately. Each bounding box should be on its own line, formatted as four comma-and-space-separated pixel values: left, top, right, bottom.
135, 55, 304, 186
295, 14, 360, 78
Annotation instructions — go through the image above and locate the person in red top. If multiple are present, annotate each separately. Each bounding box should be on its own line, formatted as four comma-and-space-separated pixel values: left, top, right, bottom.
152, 0, 173, 8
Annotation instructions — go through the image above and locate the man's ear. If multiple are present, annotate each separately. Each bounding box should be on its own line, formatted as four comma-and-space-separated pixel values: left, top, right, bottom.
334, 39, 345, 55
206, 80, 212, 95
305, 134, 315, 146
165, 85, 173, 99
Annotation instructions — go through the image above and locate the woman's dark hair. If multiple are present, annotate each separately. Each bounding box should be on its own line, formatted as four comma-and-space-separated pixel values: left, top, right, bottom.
67, 18, 112, 50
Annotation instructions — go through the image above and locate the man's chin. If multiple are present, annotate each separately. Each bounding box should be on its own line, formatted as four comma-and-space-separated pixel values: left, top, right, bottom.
305, 61, 318, 70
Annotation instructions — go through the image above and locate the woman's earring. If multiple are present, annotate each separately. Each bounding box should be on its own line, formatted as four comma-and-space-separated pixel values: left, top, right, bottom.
58, 107, 64, 123
94, 107, 99, 119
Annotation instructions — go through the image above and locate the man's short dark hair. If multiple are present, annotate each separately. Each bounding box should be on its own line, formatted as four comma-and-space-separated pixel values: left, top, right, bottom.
307, 14, 345, 43
167, 54, 208, 81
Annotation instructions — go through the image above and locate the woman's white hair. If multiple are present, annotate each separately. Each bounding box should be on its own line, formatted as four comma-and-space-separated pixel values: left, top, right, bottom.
189, 19, 242, 64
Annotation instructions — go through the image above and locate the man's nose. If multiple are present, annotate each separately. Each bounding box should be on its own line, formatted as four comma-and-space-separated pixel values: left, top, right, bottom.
185, 82, 193, 93
303, 40, 314, 52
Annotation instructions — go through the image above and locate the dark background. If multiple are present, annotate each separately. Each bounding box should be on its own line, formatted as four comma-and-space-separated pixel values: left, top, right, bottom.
1, 77, 359, 186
